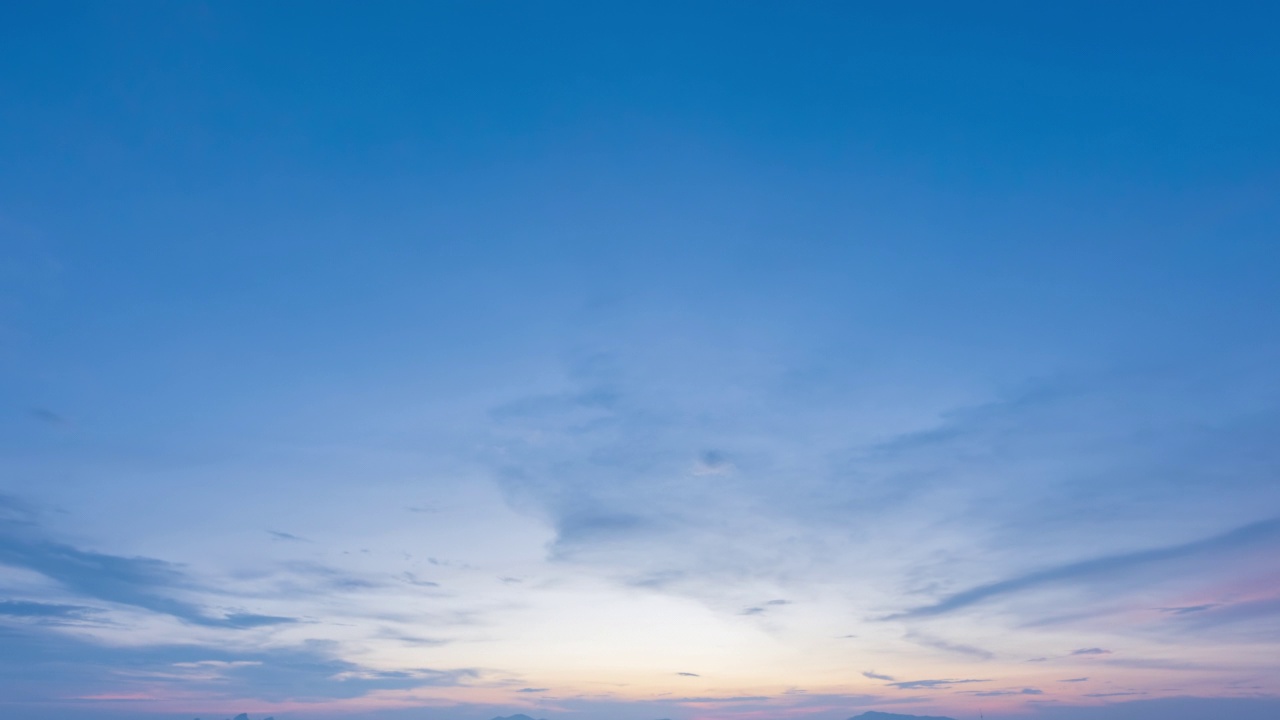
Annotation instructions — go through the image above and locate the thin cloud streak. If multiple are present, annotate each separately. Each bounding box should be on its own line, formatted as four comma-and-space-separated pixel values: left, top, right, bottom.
887, 517, 1280, 619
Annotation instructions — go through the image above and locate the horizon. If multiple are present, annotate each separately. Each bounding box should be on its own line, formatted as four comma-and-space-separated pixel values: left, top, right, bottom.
2, 2, 1279, 720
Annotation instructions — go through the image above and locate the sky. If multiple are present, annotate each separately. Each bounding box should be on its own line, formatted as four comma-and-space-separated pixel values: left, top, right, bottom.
1, 2, 1279, 719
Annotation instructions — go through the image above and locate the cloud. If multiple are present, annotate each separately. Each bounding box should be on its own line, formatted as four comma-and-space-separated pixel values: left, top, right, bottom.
0, 623, 478, 704
0, 531, 204, 623
886, 678, 989, 690
0, 505, 299, 629
552, 512, 654, 552
972, 688, 1043, 696
0, 494, 37, 525
517, 687, 549, 693
862, 671, 895, 681
904, 631, 994, 660
279, 561, 383, 591
27, 407, 67, 426
1158, 604, 1217, 614
1168, 596, 1280, 630
1061, 677, 1089, 682
886, 517, 1280, 619
671, 695, 770, 703
379, 632, 450, 647
676, 672, 700, 677
0, 600, 94, 620
268, 530, 309, 542
1071, 647, 1112, 656
402, 572, 442, 588
214, 613, 298, 629
1030, 697, 1280, 720
691, 450, 734, 477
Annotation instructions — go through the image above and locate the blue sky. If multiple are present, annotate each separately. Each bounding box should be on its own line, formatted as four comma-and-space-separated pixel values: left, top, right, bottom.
2, 2, 1279, 719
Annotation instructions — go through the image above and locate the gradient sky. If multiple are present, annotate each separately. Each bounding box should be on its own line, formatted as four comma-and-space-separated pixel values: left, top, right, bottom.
2, 3, 1280, 720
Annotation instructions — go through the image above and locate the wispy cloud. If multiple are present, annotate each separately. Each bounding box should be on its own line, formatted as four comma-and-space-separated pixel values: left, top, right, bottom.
887, 517, 1280, 619
905, 631, 994, 660
1158, 604, 1218, 615
691, 450, 734, 477
887, 678, 989, 690
27, 407, 68, 426
0, 600, 95, 620
0, 624, 478, 704
0, 507, 297, 629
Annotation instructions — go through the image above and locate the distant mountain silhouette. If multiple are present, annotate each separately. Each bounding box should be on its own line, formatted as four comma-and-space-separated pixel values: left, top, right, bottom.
849, 712, 958, 720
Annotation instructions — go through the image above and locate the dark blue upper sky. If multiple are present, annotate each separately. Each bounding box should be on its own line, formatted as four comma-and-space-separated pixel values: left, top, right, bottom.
1, 3, 1279, 719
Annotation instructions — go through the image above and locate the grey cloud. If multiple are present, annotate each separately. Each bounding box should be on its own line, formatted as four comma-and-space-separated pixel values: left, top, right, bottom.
626, 570, 686, 589
972, 688, 1043, 696
886, 678, 989, 690
1098, 657, 1222, 671
1158, 604, 1217, 615
402, 572, 441, 588
692, 450, 734, 476
551, 512, 656, 554
0, 624, 477, 704
0, 503, 299, 629
676, 672, 700, 677
862, 671, 895, 681
887, 517, 1280, 619
1170, 596, 1280, 629
381, 633, 450, 647
0, 531, 207, 624
268, 531, 309, 542
1072, 647, 1112, 655
905, 631, 994, 660
1030, 697, 1280, 720
0, 600, 95, 620
490, 385, 620, 423
671, 695, 769, 702
1019, 606, 1121, 629
279, 561, 383, 591
214, 613, 299, 629
517, 687, 549, 693
0, 494, 37, 525
1061, 677, 1089, 682
27, 407, 67, 426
